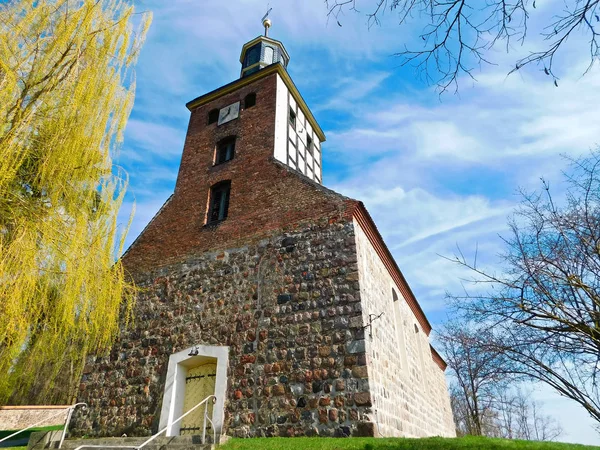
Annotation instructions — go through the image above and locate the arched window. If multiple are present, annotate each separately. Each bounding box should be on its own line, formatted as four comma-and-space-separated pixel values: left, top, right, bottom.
264, 46, 274, 64
215, 137, 235, 165
207, 181, 231, 224
208, 108, 219, 124
244, 93, 256, 109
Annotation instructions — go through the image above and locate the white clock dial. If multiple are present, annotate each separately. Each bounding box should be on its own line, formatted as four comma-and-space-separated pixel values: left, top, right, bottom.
217, 101, 240, 126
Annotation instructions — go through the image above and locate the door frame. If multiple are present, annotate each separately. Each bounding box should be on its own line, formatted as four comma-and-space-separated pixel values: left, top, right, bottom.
158, 344, 229, 437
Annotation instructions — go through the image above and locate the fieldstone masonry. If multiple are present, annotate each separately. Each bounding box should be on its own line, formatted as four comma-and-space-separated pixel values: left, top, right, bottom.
73, 220, 379, 438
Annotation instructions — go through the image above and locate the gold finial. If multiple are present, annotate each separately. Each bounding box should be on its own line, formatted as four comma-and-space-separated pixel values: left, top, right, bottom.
262, 6, 272, 37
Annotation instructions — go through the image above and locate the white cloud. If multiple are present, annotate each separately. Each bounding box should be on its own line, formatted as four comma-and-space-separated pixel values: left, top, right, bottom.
124, 119, 186, 158
316, 71, 391, 111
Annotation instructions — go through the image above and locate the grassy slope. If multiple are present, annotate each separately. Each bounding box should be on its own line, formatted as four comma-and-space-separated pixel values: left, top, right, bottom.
0, 425, 62, 440
0, 425, 62, 449
221, 436, 600, 450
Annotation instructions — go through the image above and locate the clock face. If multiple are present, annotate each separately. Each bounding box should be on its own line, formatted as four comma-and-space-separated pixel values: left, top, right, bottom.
217, 101, 240, 126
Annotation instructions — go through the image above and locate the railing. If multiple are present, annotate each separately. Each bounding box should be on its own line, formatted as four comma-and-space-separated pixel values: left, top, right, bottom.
0, 402, 87, 449
72, 395, 217, 450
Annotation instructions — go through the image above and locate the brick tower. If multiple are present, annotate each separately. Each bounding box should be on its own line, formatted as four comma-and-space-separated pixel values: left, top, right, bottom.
73, 23, 455, 441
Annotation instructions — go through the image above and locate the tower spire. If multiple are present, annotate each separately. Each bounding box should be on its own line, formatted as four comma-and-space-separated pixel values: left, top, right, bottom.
261, 7, 272, 37
239, 9, 289, 78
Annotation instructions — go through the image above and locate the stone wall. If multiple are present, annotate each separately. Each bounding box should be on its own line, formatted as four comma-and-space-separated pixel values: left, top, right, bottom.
353, 218, 455, 438
72, 220, 377, 438
0, 406, 68, 430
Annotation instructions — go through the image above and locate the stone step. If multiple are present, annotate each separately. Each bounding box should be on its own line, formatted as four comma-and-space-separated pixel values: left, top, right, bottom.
60, 436, 214, 447
28, 432, 215, 450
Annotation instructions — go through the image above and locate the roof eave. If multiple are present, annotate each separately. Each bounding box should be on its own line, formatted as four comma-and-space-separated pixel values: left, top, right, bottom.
350, 201, 433, 336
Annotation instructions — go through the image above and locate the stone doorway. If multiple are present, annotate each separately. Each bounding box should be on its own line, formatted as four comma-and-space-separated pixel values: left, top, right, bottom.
158, 345, 229, 438
180, 361, 217, 435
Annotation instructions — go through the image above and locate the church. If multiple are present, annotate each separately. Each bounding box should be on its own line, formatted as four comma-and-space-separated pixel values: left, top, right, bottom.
72, 22, 455, 441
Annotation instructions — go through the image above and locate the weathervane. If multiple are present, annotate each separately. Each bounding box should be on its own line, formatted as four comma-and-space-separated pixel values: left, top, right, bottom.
262, 5, 272, 37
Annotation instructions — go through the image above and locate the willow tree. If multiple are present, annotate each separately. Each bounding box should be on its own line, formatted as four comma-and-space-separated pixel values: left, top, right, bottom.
0, 0, 151, 405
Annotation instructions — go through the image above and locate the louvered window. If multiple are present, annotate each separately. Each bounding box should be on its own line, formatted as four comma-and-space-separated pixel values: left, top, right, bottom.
208, 109, 219, 124
244, 93, 256, 109
215, 137, 235, 165
208, 181, 231, 223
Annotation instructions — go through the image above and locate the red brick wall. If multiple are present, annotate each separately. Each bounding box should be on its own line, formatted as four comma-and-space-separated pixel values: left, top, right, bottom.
123, 73, 354, 273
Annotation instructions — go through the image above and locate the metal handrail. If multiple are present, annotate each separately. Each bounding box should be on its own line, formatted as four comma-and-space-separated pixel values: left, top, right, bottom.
72, 395, 217, 450
137, 395, 216, 449
0, 402, 87, 448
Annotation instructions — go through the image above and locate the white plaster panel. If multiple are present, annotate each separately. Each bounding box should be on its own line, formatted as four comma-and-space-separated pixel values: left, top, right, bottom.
297, 108, 306, 130
298, 126, 307, 146
353, 219, 455, 438
289, 95, 297, 111
273, 74, 288, 164
306, 153, 314, 170
298, 144, 305, 160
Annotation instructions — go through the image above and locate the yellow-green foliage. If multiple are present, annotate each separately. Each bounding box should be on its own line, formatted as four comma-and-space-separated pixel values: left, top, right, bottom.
0, 0, 151, 404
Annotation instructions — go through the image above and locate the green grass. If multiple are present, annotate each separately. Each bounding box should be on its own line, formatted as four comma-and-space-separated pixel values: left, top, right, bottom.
0, 425, 62, 449
221, 436, 600, 450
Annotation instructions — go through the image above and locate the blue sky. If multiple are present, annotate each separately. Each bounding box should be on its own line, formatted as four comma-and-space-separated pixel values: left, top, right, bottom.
117, 0, 600, 443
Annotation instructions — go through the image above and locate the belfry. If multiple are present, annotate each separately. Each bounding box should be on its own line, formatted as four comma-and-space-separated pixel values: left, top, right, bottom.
73, 19, 455, 441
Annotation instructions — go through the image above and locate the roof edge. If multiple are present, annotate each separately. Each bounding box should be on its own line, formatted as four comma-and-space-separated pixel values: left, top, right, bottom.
430, 344, 448, 371
351, 201, 433, 336
121, 194, 174, 261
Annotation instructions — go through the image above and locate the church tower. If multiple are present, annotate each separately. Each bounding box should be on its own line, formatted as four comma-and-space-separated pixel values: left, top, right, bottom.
73, 20, 455, 443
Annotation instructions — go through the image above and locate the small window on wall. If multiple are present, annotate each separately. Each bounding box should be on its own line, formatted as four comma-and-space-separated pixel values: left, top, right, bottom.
215, 137, 235, 165
208, 109, 219, 124
244, 93, 256, 109
306, 134, 313, 154
392, 288, 399, 302
289, 107, 296, 129
207, 181, 231, 224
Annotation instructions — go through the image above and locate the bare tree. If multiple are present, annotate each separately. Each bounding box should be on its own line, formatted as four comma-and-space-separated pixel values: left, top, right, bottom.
441, 321, 562, 440
495, 388, 563, 440
325, 0, 600, 92
448, 150, 600, 427
439, 321, 513, 436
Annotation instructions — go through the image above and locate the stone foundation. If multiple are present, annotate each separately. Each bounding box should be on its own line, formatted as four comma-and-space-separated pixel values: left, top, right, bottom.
72, 220, 375, 438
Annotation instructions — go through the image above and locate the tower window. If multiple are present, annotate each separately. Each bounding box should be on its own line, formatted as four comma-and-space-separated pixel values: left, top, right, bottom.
244, 93, 256, 109
208, 109, 219, 124
215, 137, 235, 165
289, 107, 296, 129
207, 181, 231, 223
